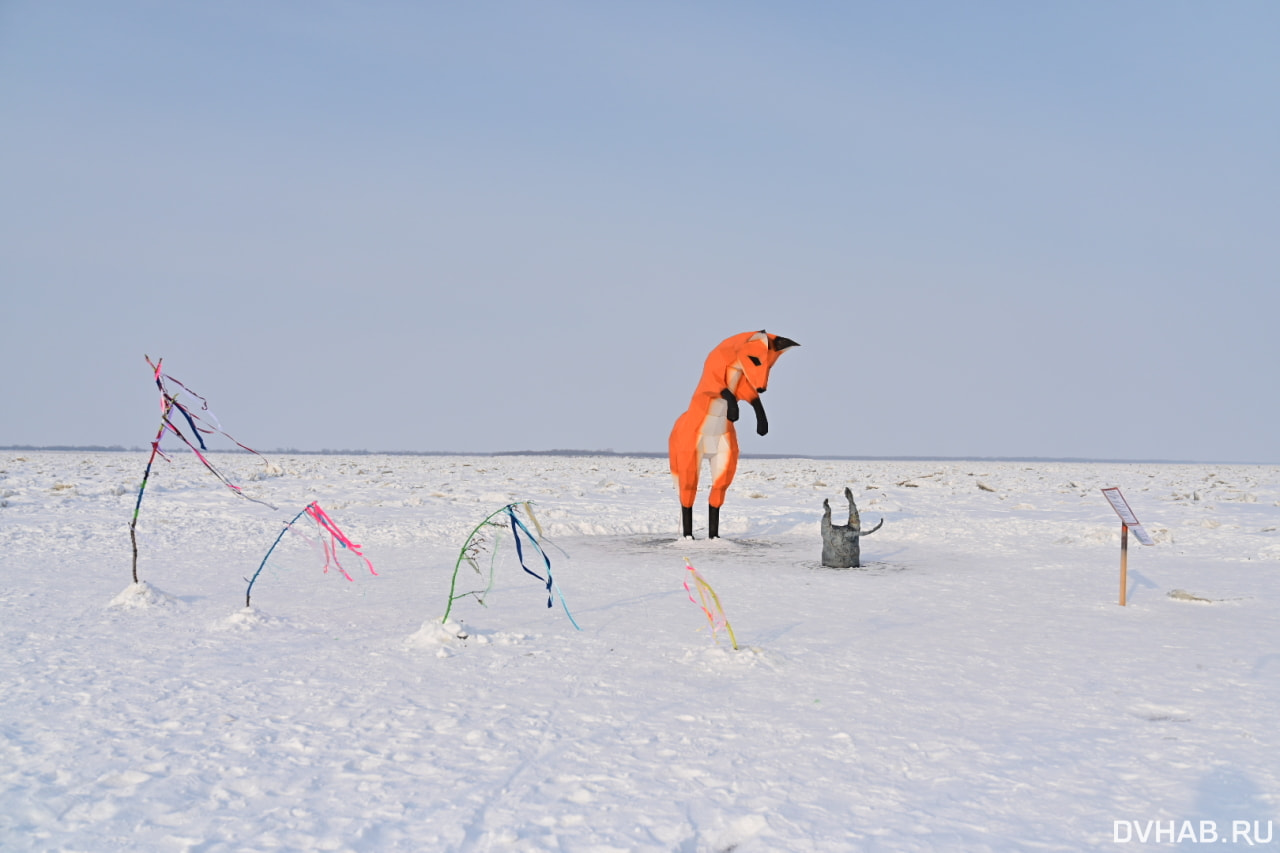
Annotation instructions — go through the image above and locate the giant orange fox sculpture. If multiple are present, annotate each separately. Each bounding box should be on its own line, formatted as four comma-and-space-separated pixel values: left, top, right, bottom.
669, 330, 799, 539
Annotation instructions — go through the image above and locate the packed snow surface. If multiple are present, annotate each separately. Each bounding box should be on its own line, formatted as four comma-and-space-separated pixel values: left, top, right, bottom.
1, 451, 1277, 851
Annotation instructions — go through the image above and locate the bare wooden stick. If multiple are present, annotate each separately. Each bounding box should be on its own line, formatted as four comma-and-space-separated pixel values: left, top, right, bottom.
1119, 523, 1129, 607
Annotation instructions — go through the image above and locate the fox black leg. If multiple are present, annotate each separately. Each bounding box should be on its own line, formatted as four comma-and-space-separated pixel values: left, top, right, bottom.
750, 397, 769, 437
720, 388, 740, 422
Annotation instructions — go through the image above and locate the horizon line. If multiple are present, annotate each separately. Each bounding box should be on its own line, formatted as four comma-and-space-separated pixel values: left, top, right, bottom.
1, 445, 1273, 466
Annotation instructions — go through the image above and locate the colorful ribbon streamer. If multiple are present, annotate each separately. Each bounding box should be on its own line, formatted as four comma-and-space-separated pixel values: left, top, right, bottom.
130, 356, 275, 583
506, 504, 581, 630
144, 356, 275, 509
683, 558, 739, 650
443, 503, 513, 621
304, 502, 377, 582
245, 501, 377, 607
442, 501, 580, 630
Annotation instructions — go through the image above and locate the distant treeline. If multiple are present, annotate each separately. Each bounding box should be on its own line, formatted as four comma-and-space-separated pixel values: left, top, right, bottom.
0, 445, 135, 452
0, 445, 645, 457
0, 445, 1219, 464
0, 445, 663, 458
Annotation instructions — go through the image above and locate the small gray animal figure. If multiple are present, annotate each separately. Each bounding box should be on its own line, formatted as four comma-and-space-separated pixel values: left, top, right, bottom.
821, 487, 884, 568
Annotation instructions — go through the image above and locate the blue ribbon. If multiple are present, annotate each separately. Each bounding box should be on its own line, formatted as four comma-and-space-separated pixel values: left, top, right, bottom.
172, 401, 207, 450
507, 506, 551, 604
245, 503, 311, 607
505, 506, 581, 630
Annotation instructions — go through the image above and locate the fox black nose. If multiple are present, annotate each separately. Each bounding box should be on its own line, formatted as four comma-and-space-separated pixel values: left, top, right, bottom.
756, 387, 766, 394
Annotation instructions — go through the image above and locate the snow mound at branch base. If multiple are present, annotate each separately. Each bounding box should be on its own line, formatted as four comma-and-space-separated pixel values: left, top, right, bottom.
106, 580, 178, 610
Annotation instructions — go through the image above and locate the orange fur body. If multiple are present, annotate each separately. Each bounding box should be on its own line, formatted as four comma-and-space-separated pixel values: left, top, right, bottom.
669, 331, 797, 536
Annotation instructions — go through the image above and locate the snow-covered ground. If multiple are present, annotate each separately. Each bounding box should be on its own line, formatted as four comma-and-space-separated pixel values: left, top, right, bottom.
1, 450, 1277, 852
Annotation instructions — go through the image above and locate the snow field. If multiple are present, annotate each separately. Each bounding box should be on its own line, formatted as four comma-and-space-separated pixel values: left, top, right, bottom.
1, 451, 1277, 851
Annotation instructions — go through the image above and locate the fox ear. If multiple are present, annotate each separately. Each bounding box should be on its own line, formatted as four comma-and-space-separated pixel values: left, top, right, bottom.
770, 335, 799, 351
747, 331, 768, 343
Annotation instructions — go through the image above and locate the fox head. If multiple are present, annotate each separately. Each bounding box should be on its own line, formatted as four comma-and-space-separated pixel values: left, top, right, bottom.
724, 330, 799, 399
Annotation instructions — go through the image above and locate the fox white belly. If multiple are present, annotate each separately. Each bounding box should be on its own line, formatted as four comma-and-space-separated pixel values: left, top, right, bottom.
699, 398, 732, 479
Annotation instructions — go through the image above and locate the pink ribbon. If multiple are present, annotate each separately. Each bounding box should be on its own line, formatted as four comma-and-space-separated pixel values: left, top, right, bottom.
304, 502, 377, 581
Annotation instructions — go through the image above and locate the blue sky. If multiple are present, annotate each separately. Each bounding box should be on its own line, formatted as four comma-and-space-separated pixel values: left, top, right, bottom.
2, 2, 1277, 460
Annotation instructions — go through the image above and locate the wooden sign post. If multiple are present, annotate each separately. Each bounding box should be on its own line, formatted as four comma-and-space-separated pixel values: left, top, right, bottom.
1101, 487, 1154, 606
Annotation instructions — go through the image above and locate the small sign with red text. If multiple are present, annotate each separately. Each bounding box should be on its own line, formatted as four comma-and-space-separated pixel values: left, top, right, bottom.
1101, 487, 1154, 545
